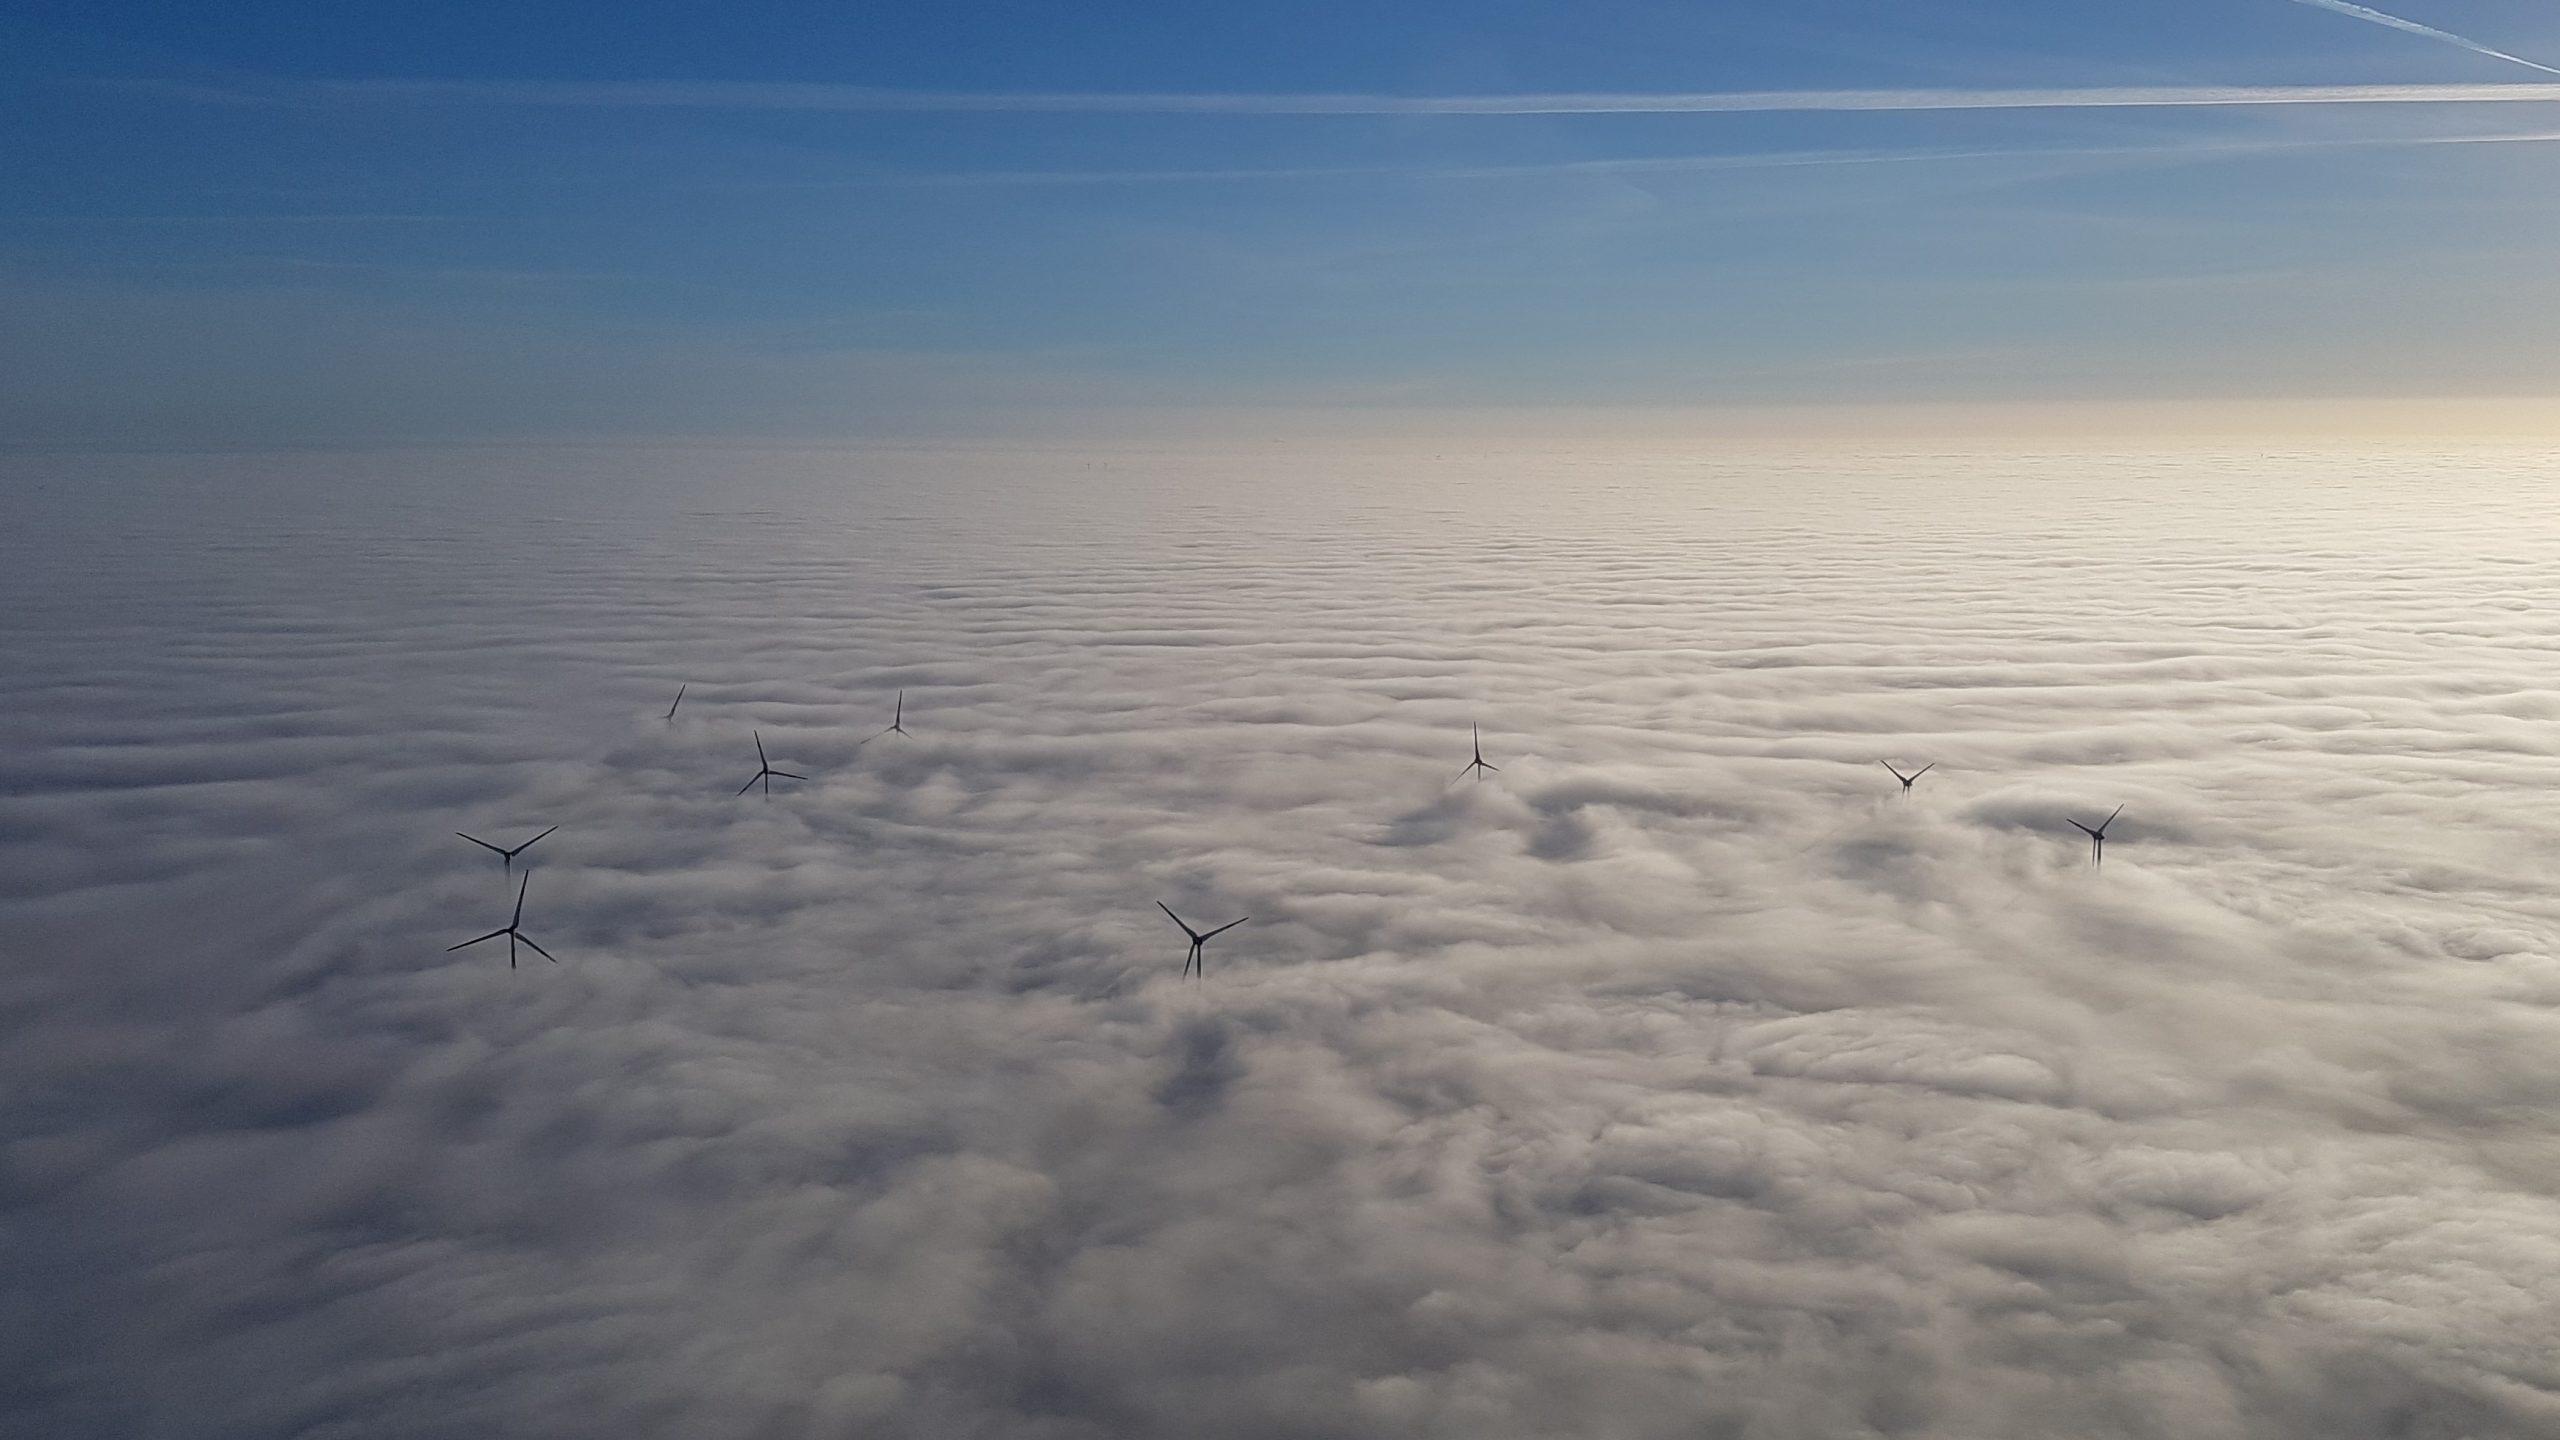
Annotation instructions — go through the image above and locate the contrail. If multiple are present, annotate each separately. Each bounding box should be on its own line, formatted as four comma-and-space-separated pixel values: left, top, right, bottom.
309, 78, 2560, 115
2285, 0, 2560, 77
790, 129, 2560, 188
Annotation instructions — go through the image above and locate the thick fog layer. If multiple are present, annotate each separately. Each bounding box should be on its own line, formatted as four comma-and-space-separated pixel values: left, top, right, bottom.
6, 444, 2559, 1439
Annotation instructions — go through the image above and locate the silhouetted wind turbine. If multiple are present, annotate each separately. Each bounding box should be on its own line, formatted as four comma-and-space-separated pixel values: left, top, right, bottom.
1458, 722, 1499, 782
1158, 902, 1247, 980
455, 825, 557, 874
665, 684, 686, 721
862, 690, 909, 744
449, 871, 556, 969
1881, 760, 1934, 797
737, 730, 805, 797
2069, 805, 2124, 867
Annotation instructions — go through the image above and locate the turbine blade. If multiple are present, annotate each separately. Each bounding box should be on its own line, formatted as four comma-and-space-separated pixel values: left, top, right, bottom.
1157, 901, 1194, 937
770, 770, 805, 780
1880, 762, 1906, 782
1202, 916, 1249, 940
457, 833, 504, 855
519, 934, 558, 964
449, 929, 506, 951
666, 684, 685, 719
1913, 762, 1935, 779
512, 871, 529, 926
2103, 804, 2124, 830
738, 773, 762, 795
755, 731, 768, 765
521, 825, 559, 851
2069, 821, 2099, 838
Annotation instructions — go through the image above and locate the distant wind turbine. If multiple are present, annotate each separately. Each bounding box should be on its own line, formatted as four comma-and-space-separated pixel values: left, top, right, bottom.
665, 684, 686, 721
455, 825, 557, 874
1881, 760, 1934, 796
736, 730, 805, 797
1158, 902, 1247, 980
2069, 805, 2124, 867
448, 871, 556, 969
861, 690, 910, 744
1458, 722, 1500, 782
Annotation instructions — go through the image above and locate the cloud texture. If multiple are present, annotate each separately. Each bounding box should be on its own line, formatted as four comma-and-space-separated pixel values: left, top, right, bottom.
6, 442, 2560, 1438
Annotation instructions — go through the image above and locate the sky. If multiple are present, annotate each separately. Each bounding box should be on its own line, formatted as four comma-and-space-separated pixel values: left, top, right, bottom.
7, 0, 2560, 442
10, 441, 2560, 1439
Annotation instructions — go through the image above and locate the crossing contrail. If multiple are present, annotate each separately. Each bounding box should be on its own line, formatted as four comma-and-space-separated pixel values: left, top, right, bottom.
2285, 0, 2560, 77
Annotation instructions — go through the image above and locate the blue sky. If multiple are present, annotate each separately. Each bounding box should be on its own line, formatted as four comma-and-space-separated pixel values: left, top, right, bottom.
6, 0, 2560, 442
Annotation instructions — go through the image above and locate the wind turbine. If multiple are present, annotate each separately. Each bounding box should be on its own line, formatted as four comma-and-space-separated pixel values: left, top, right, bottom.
449, 871, 557, 969
2069, 805, 2124, 867
1457, 722, 1499, 783
454, 825, 557, 874
1881, 760, 1934, 797
736, 730, 805, 797
665, 684, 686, 721
862, 690, 910, 744
1158, 902, 1247, 980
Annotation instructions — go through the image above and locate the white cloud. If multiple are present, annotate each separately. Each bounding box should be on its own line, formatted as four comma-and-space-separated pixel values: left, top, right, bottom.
5, 442, 2560, 1437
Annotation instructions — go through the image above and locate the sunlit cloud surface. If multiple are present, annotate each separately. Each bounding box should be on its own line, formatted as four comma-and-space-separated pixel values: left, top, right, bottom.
7, 444, 2560, 1437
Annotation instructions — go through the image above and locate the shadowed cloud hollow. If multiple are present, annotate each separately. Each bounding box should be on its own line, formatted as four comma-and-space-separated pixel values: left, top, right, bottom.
5, 444, 2560, 1438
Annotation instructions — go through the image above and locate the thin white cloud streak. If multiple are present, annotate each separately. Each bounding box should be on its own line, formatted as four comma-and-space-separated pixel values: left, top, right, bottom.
820, 129, 2560, 188
847, 145, 2096, 188
0, 213, 476, 225
311, 77, 2560, 115
2286, 0, 2560, 78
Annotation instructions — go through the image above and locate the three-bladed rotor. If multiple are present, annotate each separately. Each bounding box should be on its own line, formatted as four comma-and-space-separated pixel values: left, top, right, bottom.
2069, 804, 2124, 865
1158, 902, 1248, 979
737, 730, 806, 797
448, 871, 558, 969
455, 825, 558, 873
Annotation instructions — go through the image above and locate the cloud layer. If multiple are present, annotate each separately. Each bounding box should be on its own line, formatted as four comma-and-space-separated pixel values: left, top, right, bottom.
6, 443, 2560, 1438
